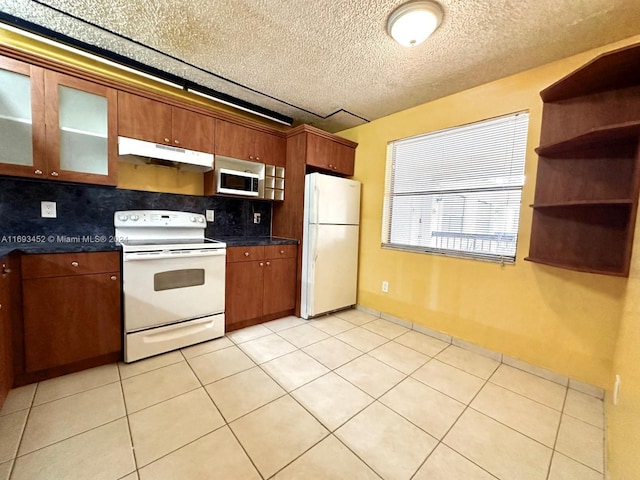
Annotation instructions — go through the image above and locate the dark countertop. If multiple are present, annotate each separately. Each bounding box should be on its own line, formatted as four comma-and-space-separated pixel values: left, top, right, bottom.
0, 236, 298, 257
0, 241, 121, 257
217, 236, 298, 247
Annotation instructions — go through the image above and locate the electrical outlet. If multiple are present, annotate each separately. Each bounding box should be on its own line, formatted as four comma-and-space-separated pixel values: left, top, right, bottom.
41, 201, 57, 218
382, 281, 389, 293
253, 212, 261, 224
206, 210, 214, 222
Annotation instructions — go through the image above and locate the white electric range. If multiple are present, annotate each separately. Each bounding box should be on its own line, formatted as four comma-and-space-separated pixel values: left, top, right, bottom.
115, 210, 226, 363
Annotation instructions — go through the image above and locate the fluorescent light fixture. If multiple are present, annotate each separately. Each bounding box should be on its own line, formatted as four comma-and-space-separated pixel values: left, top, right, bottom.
188, 88, 292, 126
0, 23, 184, 89
387, 0, 443, 47
0, 22, 293, 126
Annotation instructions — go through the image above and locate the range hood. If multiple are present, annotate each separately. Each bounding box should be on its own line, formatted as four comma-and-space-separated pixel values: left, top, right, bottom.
118, 137, 214, 172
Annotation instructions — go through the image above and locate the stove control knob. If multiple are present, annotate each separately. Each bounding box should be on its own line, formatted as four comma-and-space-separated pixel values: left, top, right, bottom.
197, 217, 204, 223
190, 216, 196, 222
118, 214, 128, 222
130, 214, 139, 221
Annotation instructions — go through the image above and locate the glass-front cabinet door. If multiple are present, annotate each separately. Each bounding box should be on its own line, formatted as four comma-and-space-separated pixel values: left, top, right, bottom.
0, 56, 46, 178
44, 70, 117, 185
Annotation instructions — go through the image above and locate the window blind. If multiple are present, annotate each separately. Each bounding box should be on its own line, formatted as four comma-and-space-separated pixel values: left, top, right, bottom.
382, 112, 529, 263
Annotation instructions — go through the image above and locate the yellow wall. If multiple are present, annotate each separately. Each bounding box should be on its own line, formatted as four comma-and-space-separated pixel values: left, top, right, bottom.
607, 212, 640, 477
339, 34, 640, 389
339, 34, 640, 479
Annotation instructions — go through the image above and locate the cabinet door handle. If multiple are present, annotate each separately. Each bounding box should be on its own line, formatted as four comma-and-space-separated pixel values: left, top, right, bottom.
164, 137, 170, 143
256, 156, 260, 161
50, 171, 59, 177
174, 139, 180, 145
34, 169, 43, 175
2, 265, 11, 274
244, 252, 250, 257
249, 155, 254, 160
259, 262, 264, 266
71, 261, 79, 267
266, 261, 270, 266
280, 250, 284, 254
110, 275, 117, 281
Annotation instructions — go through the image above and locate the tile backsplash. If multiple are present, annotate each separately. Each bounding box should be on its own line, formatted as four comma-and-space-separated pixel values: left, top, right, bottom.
0, 177, 271, 240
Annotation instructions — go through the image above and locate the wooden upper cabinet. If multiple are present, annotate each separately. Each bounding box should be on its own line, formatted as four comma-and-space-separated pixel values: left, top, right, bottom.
215, 119, 286, 166
0, 57, 117, 186
44, 71, 117, 186
306, 131, 355, 176
171, 107, 214, 153
118, 91, 214, 153
0, 56, 46, 179
118, 91, 172, 145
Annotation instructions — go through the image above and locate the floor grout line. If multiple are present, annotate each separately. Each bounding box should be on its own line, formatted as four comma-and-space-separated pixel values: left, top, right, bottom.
2, 311, 606, 480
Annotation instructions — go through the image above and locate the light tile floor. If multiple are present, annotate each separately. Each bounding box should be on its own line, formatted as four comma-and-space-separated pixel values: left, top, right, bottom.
0, 310, 605, 480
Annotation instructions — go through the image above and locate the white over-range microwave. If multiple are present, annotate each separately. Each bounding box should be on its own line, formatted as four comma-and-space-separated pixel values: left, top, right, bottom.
217, 168, 260, 196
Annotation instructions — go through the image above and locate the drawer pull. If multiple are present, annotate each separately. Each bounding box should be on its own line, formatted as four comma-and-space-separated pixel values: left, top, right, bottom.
266, 261, 270, 266
259, 262, 264, 267
280, 250, 284, 254
34, 169, 43, 175
244, 252, 250, 257
110, 275, 117, 281
50, 171, 59, 177
71, 261, 79, 267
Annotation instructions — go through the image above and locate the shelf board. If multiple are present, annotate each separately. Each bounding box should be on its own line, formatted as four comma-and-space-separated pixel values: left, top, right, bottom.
0, 113, 31, 125
541, 42, 640, 102
536, 121, 640, 157
59, 126, 107, 138
530, 199, 633, 208
524, 256, 627, 277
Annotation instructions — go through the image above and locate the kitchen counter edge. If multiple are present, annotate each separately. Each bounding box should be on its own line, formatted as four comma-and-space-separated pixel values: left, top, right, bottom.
217, 236, 298, 247
0, 242, 121, 257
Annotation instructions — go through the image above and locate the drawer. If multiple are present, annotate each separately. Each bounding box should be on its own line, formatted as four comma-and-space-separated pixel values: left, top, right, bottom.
226, 246, 265, 263
22, 252, 120, 279
265, 244, 297, 259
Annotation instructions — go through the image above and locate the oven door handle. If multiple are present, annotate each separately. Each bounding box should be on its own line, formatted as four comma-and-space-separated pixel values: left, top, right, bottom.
123, 250, 226, 261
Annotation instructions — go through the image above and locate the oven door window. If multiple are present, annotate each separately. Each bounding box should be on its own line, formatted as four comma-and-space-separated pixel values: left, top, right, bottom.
154, 269, 205, 291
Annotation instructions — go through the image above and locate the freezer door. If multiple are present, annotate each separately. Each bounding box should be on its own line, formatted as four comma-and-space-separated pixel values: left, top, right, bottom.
302, 223, 359, 318
306, 173, 361, 225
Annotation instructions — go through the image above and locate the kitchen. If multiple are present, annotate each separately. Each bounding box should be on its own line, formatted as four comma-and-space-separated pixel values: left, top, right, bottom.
1, 1, 640, 479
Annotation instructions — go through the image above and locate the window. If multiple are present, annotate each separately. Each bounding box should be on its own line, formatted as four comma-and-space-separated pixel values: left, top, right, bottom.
382, 112, 529, 263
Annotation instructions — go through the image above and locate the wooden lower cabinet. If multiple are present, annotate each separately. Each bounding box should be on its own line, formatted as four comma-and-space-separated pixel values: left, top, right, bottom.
15, 251, 122, 385
225, 260, 264, 330
263, 257, 297, 315
225, 245, 297, 332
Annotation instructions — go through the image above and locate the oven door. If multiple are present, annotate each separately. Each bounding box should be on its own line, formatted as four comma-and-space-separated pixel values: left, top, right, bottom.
122, 249, 226, 332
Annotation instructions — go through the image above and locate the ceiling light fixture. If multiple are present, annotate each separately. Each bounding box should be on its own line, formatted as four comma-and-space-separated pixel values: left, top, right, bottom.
387, 0, 444, 47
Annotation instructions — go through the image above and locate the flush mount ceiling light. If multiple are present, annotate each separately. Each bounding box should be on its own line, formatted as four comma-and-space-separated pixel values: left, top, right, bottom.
387, 0, 444, 47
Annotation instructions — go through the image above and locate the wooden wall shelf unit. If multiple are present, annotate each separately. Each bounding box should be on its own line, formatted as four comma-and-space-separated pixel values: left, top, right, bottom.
526, 42, 640, 276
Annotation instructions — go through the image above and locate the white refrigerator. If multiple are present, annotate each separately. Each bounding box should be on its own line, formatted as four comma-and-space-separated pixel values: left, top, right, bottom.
301, 173, 361, 319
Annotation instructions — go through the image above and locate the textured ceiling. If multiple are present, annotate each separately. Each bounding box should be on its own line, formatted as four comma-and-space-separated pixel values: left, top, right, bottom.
1, 0, 640, 131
